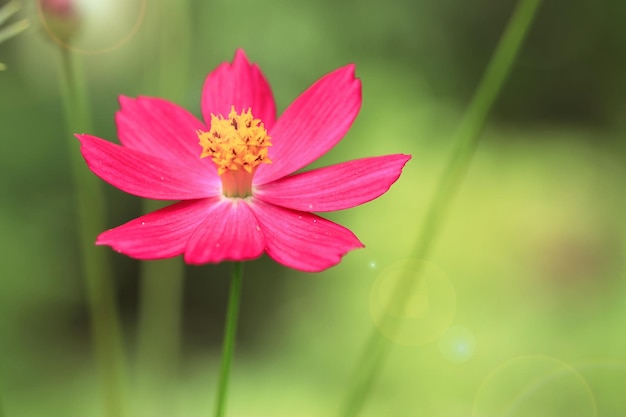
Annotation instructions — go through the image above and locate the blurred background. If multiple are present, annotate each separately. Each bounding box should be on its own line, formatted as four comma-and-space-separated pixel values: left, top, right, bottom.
1, 0, 626, 416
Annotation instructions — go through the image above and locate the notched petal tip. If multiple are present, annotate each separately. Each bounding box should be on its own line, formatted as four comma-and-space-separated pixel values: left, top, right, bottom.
95, 231, 124, 254
254, 62, 363, 184
117, 94, 133, 107
94, 199, 222, 261
342, 62, 357, 78
75, 133, 106, 153
233, 48, 250, 64
250, 201, 364, 272
296, 235, 365, 273
94, 232, 109, 246
256, 152, 411, 212
335, 63, 360, 89
201, 48, 276, 130
77, 133, 215, 200
397, 153, 412, 166
95, 230, 131, 257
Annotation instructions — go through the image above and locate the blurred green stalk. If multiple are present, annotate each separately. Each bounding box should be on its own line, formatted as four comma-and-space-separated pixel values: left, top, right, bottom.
58, 47, 128, 417
0, 0, 29, 71
0, 19, 28, 44
135, 1, 191, 415
0, 0, 21, 27
338, 0, 543, 416
214, 262, 244, 417
0, 2, 28, 413
134, 257, 183, 415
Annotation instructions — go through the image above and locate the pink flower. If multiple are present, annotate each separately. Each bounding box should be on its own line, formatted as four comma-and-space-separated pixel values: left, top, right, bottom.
38, 0, 81, 43
77, 50, 410, 272
39, 0, 75, 17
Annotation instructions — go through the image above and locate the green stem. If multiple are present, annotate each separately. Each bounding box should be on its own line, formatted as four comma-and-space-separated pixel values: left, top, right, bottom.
0, 1, 20, 27
135, 256, 184, 412
0, 19, 29, 45
59, 47, 128, 417
134, 0, 191, 413
414, 0, 543, 260
214, 262, 244, 417
338, 0, 543, 416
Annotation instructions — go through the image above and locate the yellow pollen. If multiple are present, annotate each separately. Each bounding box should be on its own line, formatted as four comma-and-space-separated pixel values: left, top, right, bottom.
197, 106, 272, 176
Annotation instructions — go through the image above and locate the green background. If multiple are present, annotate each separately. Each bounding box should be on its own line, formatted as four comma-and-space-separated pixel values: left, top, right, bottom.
1, 0, 625, 416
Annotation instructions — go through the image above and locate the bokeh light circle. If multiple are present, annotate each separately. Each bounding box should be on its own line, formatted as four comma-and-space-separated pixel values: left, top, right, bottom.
575, 359, 626, 416
473, 355, 597, 417
369, 259, 455, 346
438, 325, 476, 363
36, 0, 147, 55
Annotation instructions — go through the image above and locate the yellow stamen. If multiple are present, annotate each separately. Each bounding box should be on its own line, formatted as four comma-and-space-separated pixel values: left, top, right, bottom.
197, 106, 272, 197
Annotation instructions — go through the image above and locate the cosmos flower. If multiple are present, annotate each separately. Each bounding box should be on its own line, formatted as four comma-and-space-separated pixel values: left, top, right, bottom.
77, 50, 410, 272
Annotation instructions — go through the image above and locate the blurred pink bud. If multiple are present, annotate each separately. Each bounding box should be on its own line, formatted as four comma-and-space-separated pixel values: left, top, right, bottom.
38, 0, 81, 43
39, 0, 75, 17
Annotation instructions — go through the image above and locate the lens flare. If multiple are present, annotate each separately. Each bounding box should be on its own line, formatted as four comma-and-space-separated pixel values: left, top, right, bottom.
37, 0, 146, 54
473, 355, 596, 417
438, 325, 476, 363
576, 359, 626, 416
369, 259, 455, 346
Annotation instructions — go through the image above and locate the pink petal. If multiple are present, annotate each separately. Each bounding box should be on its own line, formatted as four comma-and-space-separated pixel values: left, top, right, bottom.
77, 134, 220, 200
249, 200, 364, 272
97, 199, 218, 260
184, 198, 265, 264
255, 154, 411, 212
254, 65, 362, 185
201, 49, 276, 129
116, 96, 216, 175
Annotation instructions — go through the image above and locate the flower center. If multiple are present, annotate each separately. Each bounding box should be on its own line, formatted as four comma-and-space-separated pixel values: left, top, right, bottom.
197, 107, 272, 198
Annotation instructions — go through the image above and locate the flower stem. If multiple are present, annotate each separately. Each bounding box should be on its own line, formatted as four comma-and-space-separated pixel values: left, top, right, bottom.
0, 19, 29, 45
338, 0, 543, 416
58, 47, 128, 417
135, 257, 184, 414
214, 262, 244, 417
134, 0, 191, 413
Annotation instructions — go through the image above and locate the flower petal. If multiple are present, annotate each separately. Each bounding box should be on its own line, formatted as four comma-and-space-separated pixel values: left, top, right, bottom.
97, 199, 217, 260
77, 134, 220, 200
201, 49, 276, 129
254, 64, 362, 185
249, 200, 364, 272
116, 96, 216, 175
255, 154, 411, 212
184, 198, 265, 264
